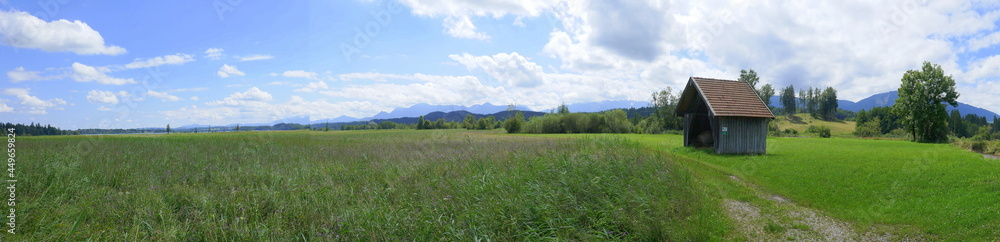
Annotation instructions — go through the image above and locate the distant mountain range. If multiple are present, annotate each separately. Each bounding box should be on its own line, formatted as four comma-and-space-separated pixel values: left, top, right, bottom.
313, 101, 650, 125
769, 91, 998, 118
180, 91, 996, 131
177, 100, 646, 129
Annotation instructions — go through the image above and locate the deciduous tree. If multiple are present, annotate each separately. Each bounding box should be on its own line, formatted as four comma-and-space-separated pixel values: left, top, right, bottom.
739, 69, 760, 93
893, 62, 959, 143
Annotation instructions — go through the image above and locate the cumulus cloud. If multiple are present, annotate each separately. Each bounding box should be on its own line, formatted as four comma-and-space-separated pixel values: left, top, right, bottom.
277, 70, 318, 80
398, 0, 560, 39
294, 81, 329, 92
320, 73, 504, 108
205, 48, 224, 60
160, 98, 382, 125
124, 53, 195, 69
206, 87, 273, 106
443, 15, 490, 40
239, 55, 273, 61
86, 90, 119, 104
449, 52, 544, 87
71, 62, 135, 85
2, 88, 67, 114
217, 64, 245, 78
530, 0, 1000, 108
0, 103, 12, 113
146, 90, 182, 101
7, 66, 59, 82
168, 87, 208, 92
327, 71, 647, 112
0, 10, 125, 55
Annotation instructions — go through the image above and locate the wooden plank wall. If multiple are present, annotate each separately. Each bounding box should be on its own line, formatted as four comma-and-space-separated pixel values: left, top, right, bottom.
715, 116, 768, 154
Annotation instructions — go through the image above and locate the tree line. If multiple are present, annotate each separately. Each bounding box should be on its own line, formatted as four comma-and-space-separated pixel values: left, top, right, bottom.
1, 122, 75, 136
856, 106, 998, 141
506, 89, 683, 134
739, 70, 843, 121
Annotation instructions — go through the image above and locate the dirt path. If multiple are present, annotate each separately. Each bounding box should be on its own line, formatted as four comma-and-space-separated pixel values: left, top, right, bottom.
723, 175, 920, 241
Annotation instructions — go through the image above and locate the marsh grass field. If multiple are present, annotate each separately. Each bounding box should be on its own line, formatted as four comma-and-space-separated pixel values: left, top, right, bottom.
14, 129, 1000, 240
17, 130, 722, 240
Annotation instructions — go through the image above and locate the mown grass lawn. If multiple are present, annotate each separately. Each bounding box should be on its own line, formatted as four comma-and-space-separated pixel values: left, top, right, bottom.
17, 130, 726, 240
630, 134, 1000, 240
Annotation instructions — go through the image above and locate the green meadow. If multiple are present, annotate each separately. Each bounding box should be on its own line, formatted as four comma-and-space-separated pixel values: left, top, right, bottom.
14, 129, 1000, 240
631, 134, 1000, 240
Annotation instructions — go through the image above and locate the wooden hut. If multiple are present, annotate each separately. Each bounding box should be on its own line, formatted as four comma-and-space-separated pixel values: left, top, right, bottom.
675, 77, 775, 154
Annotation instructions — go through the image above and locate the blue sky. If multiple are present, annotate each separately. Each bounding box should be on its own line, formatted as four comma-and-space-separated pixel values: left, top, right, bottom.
1, 0, 999, 129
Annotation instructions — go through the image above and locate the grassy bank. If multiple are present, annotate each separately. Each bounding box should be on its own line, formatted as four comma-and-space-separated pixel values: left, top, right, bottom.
953, 138, 1000, 156
17, 130, 724, 240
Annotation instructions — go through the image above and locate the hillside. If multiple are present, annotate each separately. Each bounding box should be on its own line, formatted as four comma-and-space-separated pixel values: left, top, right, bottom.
771, 113, 856, 136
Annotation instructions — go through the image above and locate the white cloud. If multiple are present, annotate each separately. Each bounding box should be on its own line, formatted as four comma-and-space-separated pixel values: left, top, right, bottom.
86, 90, 119, 104
206, 87, 273, 106
163, 90, 391, 124
71, 62, 135, 85
217, 64, 245, 78
2, 88, 67, 114
147, 90, 182, 102
966, 32, 1000, 52
443, 15, 490, 40
97, 106, 112, 111
338, 72, 417, 82
168, 87, 208, 92
124, 53, 195, 69
279, 70, 319, 80
239, 55, 273, 61
524, 0, 1000, 103
320, 73, 505, 108
268, 81, 298, 86
450, 52, 545, 87
294, 81, 329, 92
160, 98, 383, 125
205, 48, 224, 60
0, 103, 11, 113
0, 10, 125, 55
398, 0, 560, 40
190, 96, 199, 101
7, 66, 59, 82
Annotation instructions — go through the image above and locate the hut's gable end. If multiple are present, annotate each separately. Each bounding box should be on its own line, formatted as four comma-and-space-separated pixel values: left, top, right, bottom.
675, 77, 772, 154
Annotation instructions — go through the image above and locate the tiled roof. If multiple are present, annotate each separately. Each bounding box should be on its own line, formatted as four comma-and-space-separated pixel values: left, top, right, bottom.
676, 77, 775, 118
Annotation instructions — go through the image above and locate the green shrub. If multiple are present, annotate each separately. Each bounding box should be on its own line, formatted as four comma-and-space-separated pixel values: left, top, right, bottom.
971, 126, 993, 141
818, 126, 831, 138
854, 117, 882, 138
503, 111, 525, 133
522, 111, 635, 134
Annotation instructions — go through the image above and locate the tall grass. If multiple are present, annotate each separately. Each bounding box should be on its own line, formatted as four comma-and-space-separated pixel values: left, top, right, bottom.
17, 130, 724, 240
